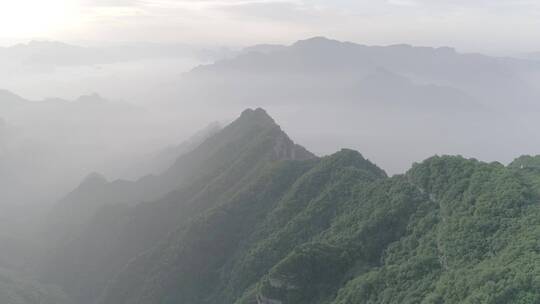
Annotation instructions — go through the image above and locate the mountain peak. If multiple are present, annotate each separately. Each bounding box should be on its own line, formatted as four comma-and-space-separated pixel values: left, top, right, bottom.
509, 155, 540, 169
238, 107, 276, 126
292, 36, 341, 49
80, 172, 108, 186
76, 93, 108, 104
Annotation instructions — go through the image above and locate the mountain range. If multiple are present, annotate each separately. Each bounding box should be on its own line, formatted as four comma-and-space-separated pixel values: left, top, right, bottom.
168, 37, 540, 109
37, 108, 540, 304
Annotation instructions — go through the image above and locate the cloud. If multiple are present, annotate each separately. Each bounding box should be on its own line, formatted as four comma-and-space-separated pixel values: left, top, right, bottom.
214, 1, 317, 22
387, 0, 418, 7
404, 0, 540, 11
82, 0, 142, 7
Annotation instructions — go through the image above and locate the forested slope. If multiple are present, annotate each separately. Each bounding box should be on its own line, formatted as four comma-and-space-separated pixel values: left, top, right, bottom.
100, 153, 540, 304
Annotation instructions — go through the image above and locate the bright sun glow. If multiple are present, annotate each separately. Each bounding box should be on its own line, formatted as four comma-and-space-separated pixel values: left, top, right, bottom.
0, 0, 79, 38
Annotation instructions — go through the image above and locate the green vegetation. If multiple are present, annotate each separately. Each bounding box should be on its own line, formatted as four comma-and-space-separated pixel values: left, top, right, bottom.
100, 151, 540, 304
510, 155, 540, 169
97, 150, 540, 304
333, 156, 540, 304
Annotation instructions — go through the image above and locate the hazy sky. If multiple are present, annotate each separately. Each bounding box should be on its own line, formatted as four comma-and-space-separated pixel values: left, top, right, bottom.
1, 0, 539, 53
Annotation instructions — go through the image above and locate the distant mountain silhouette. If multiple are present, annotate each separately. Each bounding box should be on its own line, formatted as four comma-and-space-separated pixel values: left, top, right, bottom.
0, 89, 150, 206
169, 36, 540, 110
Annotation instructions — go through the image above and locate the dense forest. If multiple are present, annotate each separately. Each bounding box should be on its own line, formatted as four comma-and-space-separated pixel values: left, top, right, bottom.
1, 108, 539, 303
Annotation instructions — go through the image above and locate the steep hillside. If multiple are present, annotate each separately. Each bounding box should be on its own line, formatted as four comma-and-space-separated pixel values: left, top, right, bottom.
42, 108, 314, 303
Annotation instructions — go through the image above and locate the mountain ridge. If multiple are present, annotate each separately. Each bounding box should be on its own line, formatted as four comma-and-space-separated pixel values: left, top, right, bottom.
42, 107, 315, 303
